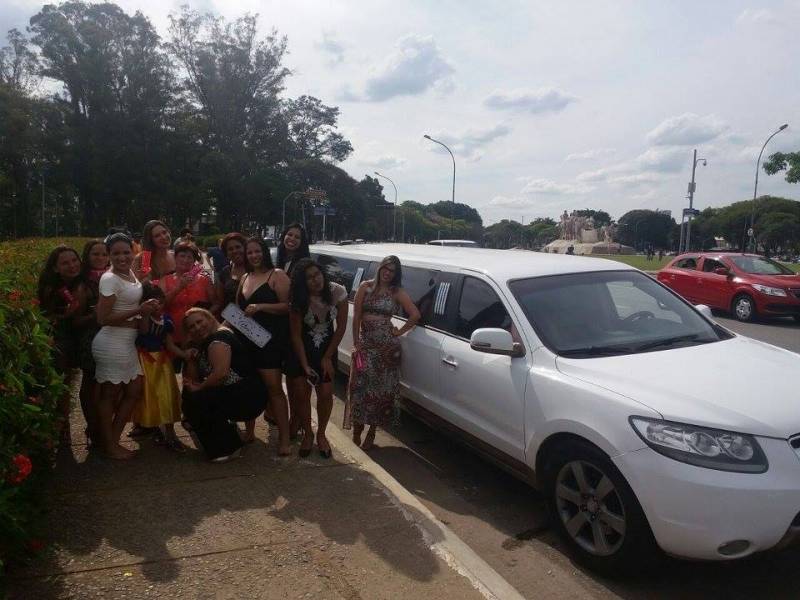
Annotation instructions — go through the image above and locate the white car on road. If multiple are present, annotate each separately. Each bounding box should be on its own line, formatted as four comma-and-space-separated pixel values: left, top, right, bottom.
311, 243, 800, 573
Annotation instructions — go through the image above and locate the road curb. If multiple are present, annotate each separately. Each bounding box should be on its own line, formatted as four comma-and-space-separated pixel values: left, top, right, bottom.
313, 407, 526, 600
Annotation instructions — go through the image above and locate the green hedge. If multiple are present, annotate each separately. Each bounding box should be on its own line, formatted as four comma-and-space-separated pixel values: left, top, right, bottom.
0, 238, 84, 573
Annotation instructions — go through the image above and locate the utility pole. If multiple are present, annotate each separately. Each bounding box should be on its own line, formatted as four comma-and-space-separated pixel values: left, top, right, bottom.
41, 169, 45, 237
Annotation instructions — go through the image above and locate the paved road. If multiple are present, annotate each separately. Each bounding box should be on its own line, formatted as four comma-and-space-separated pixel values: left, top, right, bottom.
330, 315, 800, 599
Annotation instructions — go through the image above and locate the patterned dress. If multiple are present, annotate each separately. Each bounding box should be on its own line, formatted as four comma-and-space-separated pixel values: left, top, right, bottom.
350, 287, 401, 427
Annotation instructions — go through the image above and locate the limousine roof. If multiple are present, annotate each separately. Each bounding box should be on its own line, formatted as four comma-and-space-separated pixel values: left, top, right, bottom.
311, 243, 635, 281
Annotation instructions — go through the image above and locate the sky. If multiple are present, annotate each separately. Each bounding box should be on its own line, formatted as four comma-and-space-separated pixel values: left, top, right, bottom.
3, 0, 799, 225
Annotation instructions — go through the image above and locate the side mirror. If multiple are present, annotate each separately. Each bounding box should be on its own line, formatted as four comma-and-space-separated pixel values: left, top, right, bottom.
713, 267, 730, 276
470, 328, 525, 358
695, 304, 713, 320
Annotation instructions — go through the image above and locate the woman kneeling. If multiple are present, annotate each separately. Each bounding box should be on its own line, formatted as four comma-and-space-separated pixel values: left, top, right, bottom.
182, 308, 266, 462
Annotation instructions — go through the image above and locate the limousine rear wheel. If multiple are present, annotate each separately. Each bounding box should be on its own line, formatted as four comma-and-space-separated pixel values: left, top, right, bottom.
543, 440, 659, 574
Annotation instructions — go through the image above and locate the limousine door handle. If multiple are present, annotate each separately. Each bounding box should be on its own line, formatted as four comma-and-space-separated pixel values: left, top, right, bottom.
442, 357, 458, 368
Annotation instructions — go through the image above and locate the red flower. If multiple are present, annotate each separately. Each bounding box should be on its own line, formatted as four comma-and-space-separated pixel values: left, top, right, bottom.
8, 289, 22, 302
31, 298, 40, 306
27, 395, 41, 405
7, 454, 33, 485
28, 539, 45, 553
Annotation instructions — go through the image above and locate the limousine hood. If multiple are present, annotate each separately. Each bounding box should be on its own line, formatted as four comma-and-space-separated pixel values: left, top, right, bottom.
556, 336, 800, 439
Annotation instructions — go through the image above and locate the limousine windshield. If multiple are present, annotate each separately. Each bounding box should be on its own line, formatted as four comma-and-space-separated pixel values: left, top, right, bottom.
509, 270, 730, 357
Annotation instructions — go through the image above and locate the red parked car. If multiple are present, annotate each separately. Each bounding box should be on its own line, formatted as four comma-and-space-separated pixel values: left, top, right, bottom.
657, 252, 800, 322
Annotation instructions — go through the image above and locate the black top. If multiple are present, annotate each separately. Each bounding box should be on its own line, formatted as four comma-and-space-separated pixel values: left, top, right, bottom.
218, 265, 241, 308
237, 271, 288, 344
199, 328, 256, 385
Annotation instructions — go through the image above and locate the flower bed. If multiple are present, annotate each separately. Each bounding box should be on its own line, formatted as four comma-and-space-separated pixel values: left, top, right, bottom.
0, 238, 87, 572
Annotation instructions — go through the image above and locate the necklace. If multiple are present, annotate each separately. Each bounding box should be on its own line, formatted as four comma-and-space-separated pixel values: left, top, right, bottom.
114, 269, 135, 282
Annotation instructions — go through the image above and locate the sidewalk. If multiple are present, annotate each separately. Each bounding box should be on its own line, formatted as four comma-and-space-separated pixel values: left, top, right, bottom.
6, 395, 491, 599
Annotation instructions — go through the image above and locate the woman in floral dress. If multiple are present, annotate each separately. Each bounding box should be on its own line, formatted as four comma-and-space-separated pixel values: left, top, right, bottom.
349, 256, 420, 450
287, 259, 348, 458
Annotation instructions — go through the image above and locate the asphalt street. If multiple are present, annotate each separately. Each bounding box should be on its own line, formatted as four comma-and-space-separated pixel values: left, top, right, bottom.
329, 314, 800, 600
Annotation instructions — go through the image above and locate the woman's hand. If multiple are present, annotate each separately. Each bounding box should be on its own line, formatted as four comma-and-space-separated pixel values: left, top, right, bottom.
139, 298, 159, 316
184, 348, 199, 361
244, 304, 260, 317
321, 356, 334, 381
183, 378, 200, 392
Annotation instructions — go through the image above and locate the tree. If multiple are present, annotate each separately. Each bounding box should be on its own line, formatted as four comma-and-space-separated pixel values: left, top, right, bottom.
764, 151, 800, 184
30, 1, 178, 232
0, 29, 39, 93
616, 210, 675, 250
572, 209, 611, 227
284, 95, 353, 162
759, 212, 800, 254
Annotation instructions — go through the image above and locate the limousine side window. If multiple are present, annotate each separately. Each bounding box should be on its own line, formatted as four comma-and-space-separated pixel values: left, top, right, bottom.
313, 254, 369, 297
395, 266, 440, 325
455, 276, 512, 339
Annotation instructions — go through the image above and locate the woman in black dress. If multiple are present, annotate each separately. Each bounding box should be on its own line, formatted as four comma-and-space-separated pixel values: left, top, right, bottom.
237, 237, 292, 455
182, 308, 266, 462
287, 259, 349, 458
276, 222, 311, 436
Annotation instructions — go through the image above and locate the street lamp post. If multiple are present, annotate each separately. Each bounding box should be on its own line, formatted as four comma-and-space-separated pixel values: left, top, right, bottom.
373, 171, 397, 241
281, 190, 304, 235
682, 149, 707, 253
423, 134, 456, 236
748, 123, 789, 253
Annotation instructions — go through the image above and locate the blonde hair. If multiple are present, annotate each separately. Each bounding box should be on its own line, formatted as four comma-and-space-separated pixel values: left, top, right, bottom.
182, 307, 218, 330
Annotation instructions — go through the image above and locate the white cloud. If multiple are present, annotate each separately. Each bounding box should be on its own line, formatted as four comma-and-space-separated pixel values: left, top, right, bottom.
359, 155, 408, 170
484, 87, 577, 114
429, 124, 512, 161
519, 177, 593, 195
489, 195, 531, 208
345, 34, 455, 102
736, 8, 777, 25
646, 113, 729, 146
316, 31, 346, 65
565, 148, 616, 161
576, 146, 687, 184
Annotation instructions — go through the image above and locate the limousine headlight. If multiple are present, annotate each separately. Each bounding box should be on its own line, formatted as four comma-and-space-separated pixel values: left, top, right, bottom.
629, 417, 768, 473
751, 284, 787, 297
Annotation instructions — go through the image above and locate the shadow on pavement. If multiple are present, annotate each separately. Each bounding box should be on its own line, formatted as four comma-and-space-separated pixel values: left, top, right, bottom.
6, 416, 449, 598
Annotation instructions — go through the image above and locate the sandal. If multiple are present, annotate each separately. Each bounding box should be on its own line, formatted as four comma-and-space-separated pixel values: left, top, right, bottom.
127, 424, 152, 438
166, 438, 187, 453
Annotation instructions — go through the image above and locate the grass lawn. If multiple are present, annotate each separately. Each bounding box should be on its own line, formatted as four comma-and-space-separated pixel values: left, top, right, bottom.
591, 253, 800, 273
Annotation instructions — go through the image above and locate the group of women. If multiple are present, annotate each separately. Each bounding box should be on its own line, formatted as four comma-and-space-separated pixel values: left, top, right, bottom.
37, 219, 420, 462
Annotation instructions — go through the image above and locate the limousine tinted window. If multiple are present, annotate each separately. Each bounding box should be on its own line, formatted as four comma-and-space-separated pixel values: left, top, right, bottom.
455, 276, 512, 339
396, 266, 440, 324
313, 254, 369, 294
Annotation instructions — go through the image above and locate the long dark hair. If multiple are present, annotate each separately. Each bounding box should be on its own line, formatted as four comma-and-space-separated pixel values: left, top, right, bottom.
142, 219, 170, 251
374, 255, 402, 290
244, 237, 275, 273
276, 223, 310, 270
290, 258, 332, 314
37, 245, 82, 311
80, 239, 108, 279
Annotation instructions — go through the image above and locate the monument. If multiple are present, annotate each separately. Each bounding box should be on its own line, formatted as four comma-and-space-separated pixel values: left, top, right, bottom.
543, 211, 634, 255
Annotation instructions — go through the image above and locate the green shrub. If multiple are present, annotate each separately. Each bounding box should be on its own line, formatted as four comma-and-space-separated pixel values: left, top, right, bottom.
0, 239, 81, 573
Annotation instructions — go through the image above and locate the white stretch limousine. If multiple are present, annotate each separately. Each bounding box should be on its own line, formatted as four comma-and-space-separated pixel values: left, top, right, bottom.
310, 243, 800, 573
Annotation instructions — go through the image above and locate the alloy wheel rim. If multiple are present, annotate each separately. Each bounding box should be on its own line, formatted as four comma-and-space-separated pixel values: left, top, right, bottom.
736, 298, 752, 320
555, 460, 626, 556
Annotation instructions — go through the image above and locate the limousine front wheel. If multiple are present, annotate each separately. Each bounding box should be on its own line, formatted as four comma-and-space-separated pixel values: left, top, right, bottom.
543, 440, 659, 574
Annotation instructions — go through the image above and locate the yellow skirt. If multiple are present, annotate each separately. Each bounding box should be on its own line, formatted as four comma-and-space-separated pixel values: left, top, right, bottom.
133, 350, 182, 427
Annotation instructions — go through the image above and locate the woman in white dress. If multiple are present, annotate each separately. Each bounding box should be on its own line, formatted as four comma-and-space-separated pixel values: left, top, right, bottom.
92, 233, 159, 459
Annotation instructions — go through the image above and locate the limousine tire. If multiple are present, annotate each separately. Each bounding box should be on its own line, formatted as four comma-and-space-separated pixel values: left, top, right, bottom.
732, 293, 757, 322
542, 439, 660, 575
